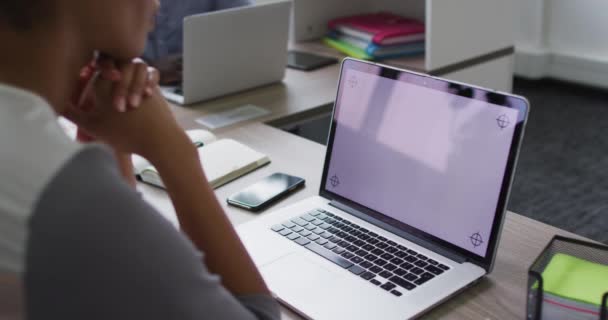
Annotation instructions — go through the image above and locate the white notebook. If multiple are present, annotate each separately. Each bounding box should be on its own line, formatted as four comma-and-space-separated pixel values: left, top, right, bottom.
133, 130, 270, 189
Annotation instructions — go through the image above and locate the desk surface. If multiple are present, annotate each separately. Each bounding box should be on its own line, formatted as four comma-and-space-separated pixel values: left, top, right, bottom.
171, 62, 340, 134
140, 122, 585, 320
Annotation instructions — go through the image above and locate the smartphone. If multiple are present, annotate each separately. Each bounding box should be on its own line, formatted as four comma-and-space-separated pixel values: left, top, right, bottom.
287, 51, 338, 71
227, 173, 305, 211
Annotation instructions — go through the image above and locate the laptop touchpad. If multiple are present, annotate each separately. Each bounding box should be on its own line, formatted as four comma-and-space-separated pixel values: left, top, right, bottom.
260, 252, 398, 319
260, 253, 345, 311
261, 253, 343, 290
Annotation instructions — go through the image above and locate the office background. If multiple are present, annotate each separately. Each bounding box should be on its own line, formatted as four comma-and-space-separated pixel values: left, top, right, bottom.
260, 0, 608, 244
513, 0, 608, 89
512, 1, 607, 244
511, 0, 608, 243
1, 1, 605, 319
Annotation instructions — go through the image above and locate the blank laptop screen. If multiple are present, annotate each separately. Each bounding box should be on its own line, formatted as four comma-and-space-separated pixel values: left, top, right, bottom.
323, 60, 527, 258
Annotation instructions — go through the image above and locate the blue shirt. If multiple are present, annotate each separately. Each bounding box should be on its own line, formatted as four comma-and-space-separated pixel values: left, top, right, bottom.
144, 0, 252, 61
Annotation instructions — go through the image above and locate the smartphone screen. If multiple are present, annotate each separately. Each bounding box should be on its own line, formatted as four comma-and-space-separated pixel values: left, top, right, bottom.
287, 51, 338, 71
227, 173, 305, 211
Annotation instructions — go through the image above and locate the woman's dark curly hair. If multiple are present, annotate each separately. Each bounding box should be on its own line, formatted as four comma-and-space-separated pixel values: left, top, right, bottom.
0, 0, 46, 29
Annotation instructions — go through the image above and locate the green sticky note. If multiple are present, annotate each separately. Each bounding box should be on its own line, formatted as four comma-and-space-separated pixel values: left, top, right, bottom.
541, 253, 608, 306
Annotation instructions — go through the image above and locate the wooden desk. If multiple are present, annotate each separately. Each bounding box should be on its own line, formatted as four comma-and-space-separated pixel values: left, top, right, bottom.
169, 65, 340, 134
139, 122, 585, 320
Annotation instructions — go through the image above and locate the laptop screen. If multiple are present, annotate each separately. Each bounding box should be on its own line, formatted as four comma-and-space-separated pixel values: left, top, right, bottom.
321, 59, 528, 261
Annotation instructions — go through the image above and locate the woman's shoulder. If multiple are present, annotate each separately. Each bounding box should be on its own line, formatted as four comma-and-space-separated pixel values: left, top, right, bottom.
0, 84, 87, 273
0, 84, 84, 195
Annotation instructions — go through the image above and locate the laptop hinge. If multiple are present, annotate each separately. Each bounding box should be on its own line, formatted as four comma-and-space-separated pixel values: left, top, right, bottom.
329, 200, 468, 264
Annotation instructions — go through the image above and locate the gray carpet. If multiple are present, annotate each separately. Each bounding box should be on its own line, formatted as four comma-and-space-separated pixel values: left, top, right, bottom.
509, 78, 608, 244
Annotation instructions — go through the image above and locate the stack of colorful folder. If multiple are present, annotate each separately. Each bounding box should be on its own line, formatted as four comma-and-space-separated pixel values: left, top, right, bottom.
323, 12, 425, 60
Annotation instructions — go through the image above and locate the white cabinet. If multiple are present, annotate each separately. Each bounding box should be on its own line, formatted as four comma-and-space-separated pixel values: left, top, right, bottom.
290, 0, 516, 92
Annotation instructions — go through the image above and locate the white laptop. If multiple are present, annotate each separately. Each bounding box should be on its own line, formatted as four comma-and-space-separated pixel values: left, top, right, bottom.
161, 1, 292, 105
237, 58, 529, 319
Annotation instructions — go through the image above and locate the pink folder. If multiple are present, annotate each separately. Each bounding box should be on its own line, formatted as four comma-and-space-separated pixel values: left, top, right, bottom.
328, 12, 425, 45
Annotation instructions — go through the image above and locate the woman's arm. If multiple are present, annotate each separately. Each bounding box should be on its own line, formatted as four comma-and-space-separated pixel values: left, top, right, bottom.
114, 152, 137, 187
148, 136, 270, 295
65, 80, 270, 297
27, 146, 278, 319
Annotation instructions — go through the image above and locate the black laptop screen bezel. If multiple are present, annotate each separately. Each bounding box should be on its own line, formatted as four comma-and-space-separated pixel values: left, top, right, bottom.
319, 58, 529, 270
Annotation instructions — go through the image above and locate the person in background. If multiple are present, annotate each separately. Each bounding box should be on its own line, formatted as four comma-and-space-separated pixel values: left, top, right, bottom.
144, 0, 253, 84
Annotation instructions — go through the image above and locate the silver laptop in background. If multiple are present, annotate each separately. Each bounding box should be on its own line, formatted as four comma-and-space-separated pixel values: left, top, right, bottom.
162, 0, 291, 105
237, 58, 529, 319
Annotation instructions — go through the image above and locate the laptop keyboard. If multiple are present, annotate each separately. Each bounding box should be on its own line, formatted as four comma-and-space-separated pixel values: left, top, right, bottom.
271, 209, 451, 297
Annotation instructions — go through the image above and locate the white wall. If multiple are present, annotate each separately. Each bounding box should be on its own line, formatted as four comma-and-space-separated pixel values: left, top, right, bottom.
547, 0, 608, 57
514, 0, 547, 50
515, 0, 608, 88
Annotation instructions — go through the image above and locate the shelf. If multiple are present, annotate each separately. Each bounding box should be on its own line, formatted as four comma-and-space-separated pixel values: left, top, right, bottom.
290, 40, 427, 73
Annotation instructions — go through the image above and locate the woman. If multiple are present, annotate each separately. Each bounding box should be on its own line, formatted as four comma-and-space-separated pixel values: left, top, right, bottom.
0, 1, 278, 319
